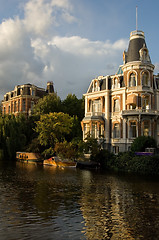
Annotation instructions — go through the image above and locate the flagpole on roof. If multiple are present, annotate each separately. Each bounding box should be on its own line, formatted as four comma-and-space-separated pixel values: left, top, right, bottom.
136, 6, 138, 31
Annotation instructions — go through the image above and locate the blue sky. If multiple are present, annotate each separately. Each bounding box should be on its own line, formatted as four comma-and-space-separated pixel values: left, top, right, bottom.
0, 0, 159, 99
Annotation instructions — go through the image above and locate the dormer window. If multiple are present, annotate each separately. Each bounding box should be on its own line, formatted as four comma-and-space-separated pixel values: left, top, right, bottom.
129, 73, 136, 87
93, 80, 99, 92
139, 46, 150, 63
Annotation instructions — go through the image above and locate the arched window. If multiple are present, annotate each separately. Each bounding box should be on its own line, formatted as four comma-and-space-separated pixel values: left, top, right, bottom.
114, 123, 120, 138
142, 71, 149, 86
113, 99, 119, 112
129, 73, 136, 87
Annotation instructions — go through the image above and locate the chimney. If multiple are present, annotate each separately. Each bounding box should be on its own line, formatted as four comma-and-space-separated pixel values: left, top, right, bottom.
46, 81, 54, 93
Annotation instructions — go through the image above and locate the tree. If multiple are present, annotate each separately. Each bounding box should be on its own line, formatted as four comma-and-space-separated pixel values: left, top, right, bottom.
33, 93, 62, 116
0, 114, 27, 160
62, 94, 85, 121
131, 136, 157, 152
35, 112, 73, 150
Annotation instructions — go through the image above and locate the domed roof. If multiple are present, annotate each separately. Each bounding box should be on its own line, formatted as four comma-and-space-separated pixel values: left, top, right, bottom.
125, 30, 151, 63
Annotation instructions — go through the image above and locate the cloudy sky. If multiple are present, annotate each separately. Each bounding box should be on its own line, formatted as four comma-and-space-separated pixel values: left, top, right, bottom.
0, 0, 159, 100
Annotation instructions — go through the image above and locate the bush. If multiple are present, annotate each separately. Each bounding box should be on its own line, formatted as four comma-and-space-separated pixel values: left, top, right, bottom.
131, 136, 157, 152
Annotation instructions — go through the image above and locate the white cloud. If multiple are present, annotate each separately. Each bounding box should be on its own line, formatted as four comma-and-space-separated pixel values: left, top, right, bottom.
154, 63, 159, 74
0, 0, 128, 100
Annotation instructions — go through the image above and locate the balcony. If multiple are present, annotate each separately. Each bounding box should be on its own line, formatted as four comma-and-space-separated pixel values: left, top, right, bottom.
127, 85, 153, 92
122, 109, 159, 116
86, 112, 104, 117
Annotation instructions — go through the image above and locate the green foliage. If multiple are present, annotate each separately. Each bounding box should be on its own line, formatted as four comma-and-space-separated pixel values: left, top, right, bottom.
81, 136, 100, 160
0, 114, 29, 160
33, 93, 62, 116
62, 94, 84, 121
35, 112, 73, 149
94, 149, 115, 168
94, 149, 159, 175
131, 136, 157, 152
54, 141, 78, 160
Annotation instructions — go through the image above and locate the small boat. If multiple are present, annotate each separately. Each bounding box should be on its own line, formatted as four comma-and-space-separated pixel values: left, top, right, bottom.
16, 152, 43, 164
43, 156, 76, 167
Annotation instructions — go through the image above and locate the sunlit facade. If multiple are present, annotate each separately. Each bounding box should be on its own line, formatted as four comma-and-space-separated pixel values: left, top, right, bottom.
81, 30, 159, 153
2, 81, 54, 116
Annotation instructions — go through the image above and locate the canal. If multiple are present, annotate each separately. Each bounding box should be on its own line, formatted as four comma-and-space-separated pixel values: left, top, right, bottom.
0, 161, 159, 240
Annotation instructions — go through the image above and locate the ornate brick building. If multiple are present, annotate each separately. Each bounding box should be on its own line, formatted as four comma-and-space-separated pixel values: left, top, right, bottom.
81, 30, 159, 153
2, 81, 54, 116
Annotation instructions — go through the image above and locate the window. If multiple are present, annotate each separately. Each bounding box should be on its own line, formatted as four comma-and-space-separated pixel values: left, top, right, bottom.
92, 123, 97, 138
129, 121, 137, 138
142, 96, 149, 110
114, 123, 120, 138
84, 124, 90, 138
18, 100, 20, 112
143, 121, 149, 136
23, 99, 26, 111
113, 146, 119, 154
17, 88, 20, 95
14, 101, 16, 112
8, 106, 10, 114
113, 99, 119, 112
114, 78, 119, 88
129, 104, 136, 110
93, 81, 98, 92
11, 103, 13, 113
142, 72, 149, 86
31, 101, 34, 111
129, 73, 136, 87
31, 88, 35, 96
92, 100, 101, 113
3, 107, 6, 115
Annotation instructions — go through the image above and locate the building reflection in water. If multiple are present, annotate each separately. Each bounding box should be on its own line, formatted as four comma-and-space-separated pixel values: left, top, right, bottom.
79, 170, 159, 240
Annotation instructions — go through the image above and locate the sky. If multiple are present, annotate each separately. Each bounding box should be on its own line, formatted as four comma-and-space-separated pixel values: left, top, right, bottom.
0, 0, 159, 100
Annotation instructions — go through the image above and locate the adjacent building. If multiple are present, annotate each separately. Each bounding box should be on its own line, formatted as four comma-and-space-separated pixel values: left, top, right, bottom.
2, 81, 54, 116
81, 30, 159, 153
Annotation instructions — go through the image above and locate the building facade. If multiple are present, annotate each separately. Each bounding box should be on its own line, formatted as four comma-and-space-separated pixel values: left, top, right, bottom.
81, 30, 159, 153
2, 81, 54, 116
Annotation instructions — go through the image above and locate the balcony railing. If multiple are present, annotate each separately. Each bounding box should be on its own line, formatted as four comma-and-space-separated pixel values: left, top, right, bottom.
122, 109, 159, 116
86, 112, 104, 117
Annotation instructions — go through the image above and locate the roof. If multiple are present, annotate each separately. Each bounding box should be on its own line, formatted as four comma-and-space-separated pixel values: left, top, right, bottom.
125, 30, 151, 63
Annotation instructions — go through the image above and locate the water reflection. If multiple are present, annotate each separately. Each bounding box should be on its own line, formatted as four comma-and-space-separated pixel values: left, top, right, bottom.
0, 161, 159, 240
80, 171, 159, 239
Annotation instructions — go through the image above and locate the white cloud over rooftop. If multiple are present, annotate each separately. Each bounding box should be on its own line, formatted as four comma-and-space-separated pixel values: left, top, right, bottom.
0, 0, 128, 99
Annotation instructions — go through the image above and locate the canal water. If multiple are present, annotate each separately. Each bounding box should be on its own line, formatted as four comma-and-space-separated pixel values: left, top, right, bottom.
0, 161, 159, 240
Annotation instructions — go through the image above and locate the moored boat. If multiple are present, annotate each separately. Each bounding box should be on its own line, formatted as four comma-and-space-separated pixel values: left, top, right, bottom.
43, 156, 76, 167
16, 152, 43, 164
